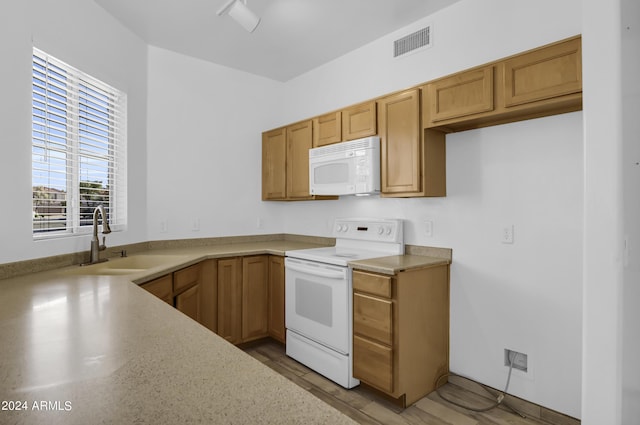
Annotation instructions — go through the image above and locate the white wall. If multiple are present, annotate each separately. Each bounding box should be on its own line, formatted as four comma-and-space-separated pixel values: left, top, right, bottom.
0, 0, 148, 264
145, 47, 286, 240
621, 0, 640, 421
581, 0, 640, 424
278, 0, 584, 418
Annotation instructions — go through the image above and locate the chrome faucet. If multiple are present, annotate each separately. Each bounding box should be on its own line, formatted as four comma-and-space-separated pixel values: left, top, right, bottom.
88, 205, 112, 264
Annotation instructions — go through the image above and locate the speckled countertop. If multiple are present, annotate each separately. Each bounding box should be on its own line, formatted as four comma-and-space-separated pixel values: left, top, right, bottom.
0, 240, 356, 425
349, 254, 451, 275
0, 238, 451, 424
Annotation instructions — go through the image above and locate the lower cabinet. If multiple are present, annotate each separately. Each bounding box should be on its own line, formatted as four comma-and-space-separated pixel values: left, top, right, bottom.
267, 255, 286, 343
175, 284, 200, 322
141, 255, 285, 346
174, 263, 202, 322
352, 265, 450, 407
140, 274, 173, 305
217, 257, 243, 344
141, 262, 213, 329
217, 255, 283, 345
241, 255, 269, 342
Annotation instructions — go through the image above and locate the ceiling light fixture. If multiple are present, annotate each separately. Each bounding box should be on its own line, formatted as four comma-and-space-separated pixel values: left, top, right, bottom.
217, 0, 261, 33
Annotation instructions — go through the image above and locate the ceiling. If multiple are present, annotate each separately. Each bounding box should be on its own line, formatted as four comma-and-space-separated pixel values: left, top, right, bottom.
94, 0, 461, 82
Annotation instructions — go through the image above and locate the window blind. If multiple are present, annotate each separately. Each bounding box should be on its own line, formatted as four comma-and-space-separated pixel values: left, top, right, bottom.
32, 48, 127, 237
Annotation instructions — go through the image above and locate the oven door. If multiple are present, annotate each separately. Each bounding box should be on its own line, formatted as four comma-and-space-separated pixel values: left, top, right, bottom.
285, 257, 350, 354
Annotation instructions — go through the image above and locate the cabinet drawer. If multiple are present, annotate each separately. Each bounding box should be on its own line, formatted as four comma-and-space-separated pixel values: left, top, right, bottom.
353, 335, 393, 393
354, 293, 393, 345
353, 271, 392, 298
140, 275, 173, 305
173, 263, 201, 293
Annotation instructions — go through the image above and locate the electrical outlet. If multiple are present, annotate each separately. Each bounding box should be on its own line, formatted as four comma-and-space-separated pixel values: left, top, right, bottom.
191, 218, 200, 232
160, 219, 168, 233
504, 349, 528, 372
257, 217, 264, 229
501, 225, 514, 244
424, 220, 433, 237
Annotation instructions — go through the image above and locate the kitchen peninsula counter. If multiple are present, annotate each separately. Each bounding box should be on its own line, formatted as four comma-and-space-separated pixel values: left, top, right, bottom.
0, 238, 451, 424
0, 239, 356, 425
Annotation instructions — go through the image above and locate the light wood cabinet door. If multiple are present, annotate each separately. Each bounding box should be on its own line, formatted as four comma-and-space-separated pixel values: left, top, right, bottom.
502, 36, 581, 107
342, 101, 377, 140
175, 284, 201, 322
426, 66, 494, 123
262, 127, 287, 200
313, 111, 341, 147
353, 335, 394, 393
354, 293, 393, 346
217, 257, 242, 344
267, 256, 286, 343
173, 263, 200, 293
199, 259, 217, 333
241, 255, 269, 342
378, 89, 422, 195
286, 120, 313, 199
140, 274, 173, 305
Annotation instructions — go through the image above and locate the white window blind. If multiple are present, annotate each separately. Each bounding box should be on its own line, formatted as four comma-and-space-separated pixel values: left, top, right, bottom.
32, 48, 127, 238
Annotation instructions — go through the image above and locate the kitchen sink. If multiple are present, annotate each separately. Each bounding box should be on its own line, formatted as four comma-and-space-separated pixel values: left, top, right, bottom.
61, 254, 191, 276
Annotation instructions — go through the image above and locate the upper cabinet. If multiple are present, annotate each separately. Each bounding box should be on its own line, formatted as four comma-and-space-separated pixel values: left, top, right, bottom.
342, 101, 377, 141
313, 111, 342, 147
263, 120, 333, 201
262, 35, 582, 200
426, 66, 495, 123
378, 89, 446, 198
377, 89, 422, 195
286, 120, 314, 199
501, 36, 581, 108
423, 36, 582, 131
262, 127, 287, 200
311, 101, 377, 148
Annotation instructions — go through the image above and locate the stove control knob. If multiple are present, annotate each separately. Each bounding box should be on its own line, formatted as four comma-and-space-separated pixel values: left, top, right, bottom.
337, 224, 344, 232
385, 226, 392, 235
377, 226, 384, 235
343, 224, 349, 232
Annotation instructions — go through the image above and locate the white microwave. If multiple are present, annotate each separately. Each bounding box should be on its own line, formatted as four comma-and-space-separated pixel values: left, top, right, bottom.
308, 136, 380, 196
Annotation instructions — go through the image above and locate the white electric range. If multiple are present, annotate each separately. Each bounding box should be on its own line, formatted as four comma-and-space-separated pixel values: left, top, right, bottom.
284, 218, 404, 388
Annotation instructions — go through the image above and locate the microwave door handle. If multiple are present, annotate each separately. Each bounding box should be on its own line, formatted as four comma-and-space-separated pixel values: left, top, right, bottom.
286, 263, 345, 279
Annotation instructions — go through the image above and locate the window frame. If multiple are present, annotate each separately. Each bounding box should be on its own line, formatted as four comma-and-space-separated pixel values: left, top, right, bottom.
31, 47, 127, 239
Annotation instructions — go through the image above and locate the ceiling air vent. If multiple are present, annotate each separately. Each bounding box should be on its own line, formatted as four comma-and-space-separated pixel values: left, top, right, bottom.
394, 26, 432, 58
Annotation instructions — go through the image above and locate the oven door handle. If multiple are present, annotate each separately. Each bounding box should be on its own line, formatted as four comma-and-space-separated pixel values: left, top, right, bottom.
286, 263, 346, 280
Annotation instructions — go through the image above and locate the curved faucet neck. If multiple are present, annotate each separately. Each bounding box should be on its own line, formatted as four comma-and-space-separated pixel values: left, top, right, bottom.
92, 205, 111, 240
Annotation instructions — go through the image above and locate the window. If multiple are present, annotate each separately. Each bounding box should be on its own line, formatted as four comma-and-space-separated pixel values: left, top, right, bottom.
32, 48, 127, 238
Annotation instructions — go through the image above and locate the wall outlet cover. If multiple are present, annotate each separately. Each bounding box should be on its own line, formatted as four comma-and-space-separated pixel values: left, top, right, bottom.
501, 225, 514, 244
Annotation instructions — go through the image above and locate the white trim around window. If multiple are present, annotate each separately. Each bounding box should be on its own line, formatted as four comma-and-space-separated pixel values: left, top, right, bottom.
31, 47, 127, 239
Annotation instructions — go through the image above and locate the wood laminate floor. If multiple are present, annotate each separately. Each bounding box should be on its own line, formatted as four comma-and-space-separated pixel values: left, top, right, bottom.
243, 340, 580, 425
